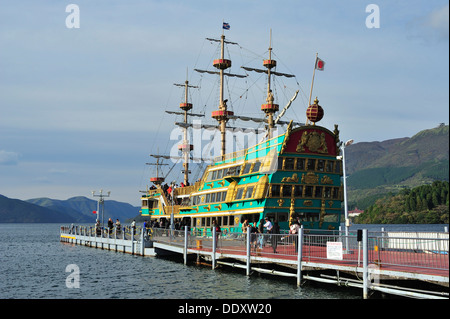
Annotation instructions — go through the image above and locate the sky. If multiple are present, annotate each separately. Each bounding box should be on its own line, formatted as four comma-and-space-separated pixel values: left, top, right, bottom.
0, 0, 448, 206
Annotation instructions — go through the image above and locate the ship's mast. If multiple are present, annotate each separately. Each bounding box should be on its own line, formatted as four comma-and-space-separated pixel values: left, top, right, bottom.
241, 30, 296, 139
175, 71, 198, 185
147, 157, 168, 186
211, 34, 234, 161
261, 29, 279, 139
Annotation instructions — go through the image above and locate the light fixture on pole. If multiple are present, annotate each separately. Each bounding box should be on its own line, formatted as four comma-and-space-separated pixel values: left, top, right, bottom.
92, 189, 111, 228
337, 139, 353, 253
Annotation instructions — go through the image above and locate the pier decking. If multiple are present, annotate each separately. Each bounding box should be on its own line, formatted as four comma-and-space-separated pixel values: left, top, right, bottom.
60, 225, 449, 299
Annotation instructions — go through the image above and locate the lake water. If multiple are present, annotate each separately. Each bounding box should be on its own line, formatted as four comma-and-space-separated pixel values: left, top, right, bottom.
0, 223, 447, 301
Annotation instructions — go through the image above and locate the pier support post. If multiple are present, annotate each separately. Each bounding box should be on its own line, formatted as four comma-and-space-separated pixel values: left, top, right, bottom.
246, 226, 251, 276
212, 226, 216, 269
131, 227, 135, 255
363, 229, 369, 299
140, 227, 145, 256
184, 226, 188, 265
297, 227, 304, 286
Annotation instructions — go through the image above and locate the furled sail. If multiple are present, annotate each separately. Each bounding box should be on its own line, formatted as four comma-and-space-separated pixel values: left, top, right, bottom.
241, 66, 295, 78
194, 69, 247, 78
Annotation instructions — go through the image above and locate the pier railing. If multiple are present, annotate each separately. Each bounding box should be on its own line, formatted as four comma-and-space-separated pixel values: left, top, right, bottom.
61, 225, 449, 274
145, 227, 449, 273
61, 225, 142, 241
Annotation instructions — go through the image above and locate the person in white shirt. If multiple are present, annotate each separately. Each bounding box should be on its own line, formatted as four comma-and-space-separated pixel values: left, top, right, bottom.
263, 217, 273, 233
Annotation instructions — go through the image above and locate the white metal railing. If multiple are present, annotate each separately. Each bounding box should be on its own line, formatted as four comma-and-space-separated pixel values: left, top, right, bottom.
61, 225, 449, 273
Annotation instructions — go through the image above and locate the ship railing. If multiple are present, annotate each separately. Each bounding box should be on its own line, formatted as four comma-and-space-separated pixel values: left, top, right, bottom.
173, 182, 201, 197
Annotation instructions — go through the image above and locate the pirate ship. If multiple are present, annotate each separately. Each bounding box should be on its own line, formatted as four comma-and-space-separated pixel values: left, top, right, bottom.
140, 29, 343, 234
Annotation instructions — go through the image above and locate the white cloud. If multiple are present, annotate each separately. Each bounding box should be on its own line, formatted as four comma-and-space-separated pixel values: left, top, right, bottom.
0, 150, 19, 165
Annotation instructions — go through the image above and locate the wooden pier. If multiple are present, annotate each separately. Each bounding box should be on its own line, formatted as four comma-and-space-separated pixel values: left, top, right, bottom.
60, 225, 449, 299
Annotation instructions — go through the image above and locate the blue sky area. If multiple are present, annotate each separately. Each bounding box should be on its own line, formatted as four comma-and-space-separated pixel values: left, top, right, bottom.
0, 0, 448, 206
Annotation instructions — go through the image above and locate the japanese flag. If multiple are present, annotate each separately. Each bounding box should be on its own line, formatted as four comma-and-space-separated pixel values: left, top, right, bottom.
315, 57, 325, 71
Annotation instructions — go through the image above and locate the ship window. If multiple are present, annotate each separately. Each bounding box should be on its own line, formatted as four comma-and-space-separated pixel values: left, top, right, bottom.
324, 214, 338, 223
332, 187, 340, 199
211, 170, 217, 180
277, 212, 288, 222
142, 200, 148, 207
206, 218, 211, 227
217, 217, 222, 226
285, 158, 294, 170
315, 186, 323, 198
217, 169, 223, 179
305, 213, 319, 222
271, 184, 280, 197
221, 191, 227, 201
210, 192, 216, 203
241, 213, 259, 224
201, 218, 206, 227
244, 186, 254, 199
235, 188, 244, 200
324, 187, 332, 198
278, 158, 284, 170
252, 161, 261, 172
326, 160, 334, 172
282, 185, 292, 197
317, 159, 325, 172
206, 193, 211, 203
222, 216, 228, 226
225, 166, 236, 176
242, 163, 252, 175
307, 159, 316, 171
294, 185, 303, 197
222, 167, 229, 177
304, 186, 313, 197
334, 161, 341, 173
296, 158, 305, 170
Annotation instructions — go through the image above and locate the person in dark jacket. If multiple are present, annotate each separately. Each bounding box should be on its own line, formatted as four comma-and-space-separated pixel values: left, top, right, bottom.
271, 222, 280, 253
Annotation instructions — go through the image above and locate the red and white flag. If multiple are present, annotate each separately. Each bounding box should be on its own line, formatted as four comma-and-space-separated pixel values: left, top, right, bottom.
315, 57, 325, 71
93, 210, 97, 214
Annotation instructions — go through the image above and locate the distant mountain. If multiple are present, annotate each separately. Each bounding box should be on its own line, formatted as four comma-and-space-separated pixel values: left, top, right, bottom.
0, 195, 140, 223
345, 125, 449, 209
26, 196, 140, 224
0, 194, 74, 223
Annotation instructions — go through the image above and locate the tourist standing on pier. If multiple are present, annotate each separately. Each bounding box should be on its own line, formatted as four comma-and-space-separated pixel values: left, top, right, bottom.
107, 218, 114, 235
115, 219, 121, 234
289, 221, 300, 252
131, 220, 136, 235
271, 222, 280, 253
211, 219, 221, 250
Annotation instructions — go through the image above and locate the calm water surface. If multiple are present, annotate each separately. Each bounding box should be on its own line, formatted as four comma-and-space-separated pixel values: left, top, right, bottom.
0, 223, 447, 299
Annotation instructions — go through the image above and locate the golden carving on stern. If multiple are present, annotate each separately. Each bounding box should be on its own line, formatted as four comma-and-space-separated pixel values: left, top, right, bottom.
296, 131, 328, 154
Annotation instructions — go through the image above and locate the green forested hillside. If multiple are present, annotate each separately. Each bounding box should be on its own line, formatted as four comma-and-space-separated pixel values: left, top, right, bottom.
346, 125, 449, 210
355, 181, 449, 224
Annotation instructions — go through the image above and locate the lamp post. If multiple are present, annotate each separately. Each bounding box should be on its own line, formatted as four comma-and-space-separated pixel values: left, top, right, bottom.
338, 139, 353, 253
170, 181, 176, 231
92, 189, 111, 228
